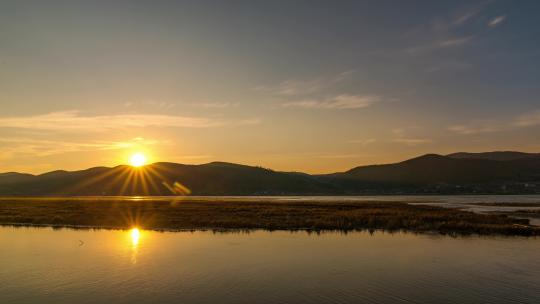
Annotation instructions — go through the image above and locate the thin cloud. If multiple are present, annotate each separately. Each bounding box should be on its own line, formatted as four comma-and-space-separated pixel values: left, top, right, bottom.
391, 138, 433, 146
448, 123, 499, 135
514, 111, 540, 127
450, 0, 493, 27
195, 102, 240, 108
404, 35, 474, 54
488, 15, 506, 28
348, 139, 376, 146
315, 154, 364, 159
255, 70, 355, 97
0, 137, 164, 158
449, 110, 540, 135
389, 128, 432, 146
282, 95, 380, 110
438, 36, 475, 47
0, 111, 260, 132
432, 0, 494, 29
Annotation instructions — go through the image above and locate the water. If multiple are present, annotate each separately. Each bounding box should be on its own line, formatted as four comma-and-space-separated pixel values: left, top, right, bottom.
1, 226, 540, 304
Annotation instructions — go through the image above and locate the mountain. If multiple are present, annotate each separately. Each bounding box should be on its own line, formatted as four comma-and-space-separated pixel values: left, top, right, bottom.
0, 162, 338, 196
0, 172, 35, 184
1, 152, 539, 196
447, 151, 540, 161
334, 154, 540, 184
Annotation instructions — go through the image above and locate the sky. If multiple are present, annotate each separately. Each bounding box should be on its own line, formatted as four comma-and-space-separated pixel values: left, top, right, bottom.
1, 0, 540, 174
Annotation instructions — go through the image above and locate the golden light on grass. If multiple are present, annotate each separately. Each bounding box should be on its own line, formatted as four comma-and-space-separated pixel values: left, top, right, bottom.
129, 153, 147, 167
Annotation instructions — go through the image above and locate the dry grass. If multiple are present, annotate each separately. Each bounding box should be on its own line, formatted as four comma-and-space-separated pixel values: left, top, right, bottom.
0, 198, 539, 236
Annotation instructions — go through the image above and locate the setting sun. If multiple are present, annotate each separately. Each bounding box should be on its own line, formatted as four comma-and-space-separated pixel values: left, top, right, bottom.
129, 153, 147, 167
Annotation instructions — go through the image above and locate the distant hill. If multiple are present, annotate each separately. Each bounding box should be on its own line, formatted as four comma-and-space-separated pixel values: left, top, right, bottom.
335, 154, 540, 184
1, 152, 540, 196
0, 172, 35, 185
447, 151, 540, 161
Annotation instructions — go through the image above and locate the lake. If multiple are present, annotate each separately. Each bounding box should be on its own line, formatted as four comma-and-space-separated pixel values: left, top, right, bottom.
1, 226, 540, 303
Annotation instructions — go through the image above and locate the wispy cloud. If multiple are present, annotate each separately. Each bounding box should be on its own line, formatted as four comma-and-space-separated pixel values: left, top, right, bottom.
0, 111, 260, 132
0, 137, 163, 158
405, 35, 474, 54
438, 36, 475, 47
391, 138, 433, 146
282, 95, 380, 110
255, 70, 355, 97
488, 15, 506, 28
124, 100, 176, 109
514, 111, 540, 127
430, 1, 492, 30
448, 122, 499, 135
195, 102, 240, 108
315, 154, 365, 159
426, 61, 473, 73
348, 139, 376, 146
389, 128, 432, 146
449, 111, 540, 135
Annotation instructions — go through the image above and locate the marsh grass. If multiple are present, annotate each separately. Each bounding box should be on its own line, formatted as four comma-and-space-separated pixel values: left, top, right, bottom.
0, 198, 538, 236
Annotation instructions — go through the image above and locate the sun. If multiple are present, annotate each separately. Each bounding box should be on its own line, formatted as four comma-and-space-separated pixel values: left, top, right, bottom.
129, 153, 147, 167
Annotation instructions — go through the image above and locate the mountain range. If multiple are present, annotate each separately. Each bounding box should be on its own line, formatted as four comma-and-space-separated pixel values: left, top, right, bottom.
1, 151, 539, 196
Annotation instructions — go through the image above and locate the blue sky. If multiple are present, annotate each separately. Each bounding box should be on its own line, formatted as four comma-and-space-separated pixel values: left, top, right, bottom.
1, 0, 539, 173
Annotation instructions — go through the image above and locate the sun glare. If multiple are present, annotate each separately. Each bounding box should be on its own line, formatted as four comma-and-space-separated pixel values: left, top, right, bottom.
129, 153, 147, 167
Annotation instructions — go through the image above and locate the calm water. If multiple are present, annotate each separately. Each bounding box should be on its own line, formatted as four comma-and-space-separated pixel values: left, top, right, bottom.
1, 226, 540, 304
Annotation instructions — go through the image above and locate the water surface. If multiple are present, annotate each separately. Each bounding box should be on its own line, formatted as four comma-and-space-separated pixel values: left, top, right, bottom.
1, 226, 539, 303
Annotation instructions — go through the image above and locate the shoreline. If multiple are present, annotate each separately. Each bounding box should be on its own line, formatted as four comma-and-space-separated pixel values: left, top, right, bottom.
1, 222, 538, 239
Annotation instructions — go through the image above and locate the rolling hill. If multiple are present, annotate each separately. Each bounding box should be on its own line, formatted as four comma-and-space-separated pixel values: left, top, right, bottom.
1, 152, 539, 195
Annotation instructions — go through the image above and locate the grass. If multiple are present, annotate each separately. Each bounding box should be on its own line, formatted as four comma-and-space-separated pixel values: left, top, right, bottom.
0, 198, 539, 236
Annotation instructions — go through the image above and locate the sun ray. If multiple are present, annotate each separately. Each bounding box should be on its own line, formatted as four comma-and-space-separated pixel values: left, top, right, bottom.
141, 169, 161, 195
119, 168, 136, 196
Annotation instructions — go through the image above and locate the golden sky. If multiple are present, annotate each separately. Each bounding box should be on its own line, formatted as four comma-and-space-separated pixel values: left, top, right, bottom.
1, 1, 539, 174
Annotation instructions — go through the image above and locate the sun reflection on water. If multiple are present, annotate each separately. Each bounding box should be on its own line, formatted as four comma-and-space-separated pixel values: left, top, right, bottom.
129, 227, 141, 264
130, 228, 140, 247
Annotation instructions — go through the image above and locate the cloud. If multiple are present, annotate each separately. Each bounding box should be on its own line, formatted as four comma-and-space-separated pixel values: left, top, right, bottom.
426, 1, 493, 30
348, 139, 376, 146
450, 1, 493, 27
273, 79, 325, 96
448, 123, 499, 135
282, 94, 380, 110
124, 100, 176, 109
438, 36, 475, 47
195, 102, 240, 108
0, 137, 164, 158
0, 111, 260, 132
449, 110, 540, 135
389, 128, 432, 146
255, 70, 355, 97
488, 15, 506, 28
514, 111, 540, 127
315, 154, 365, 159
391, 138, 433, 146
426, 61, 473, 73
404, 35, 474, 54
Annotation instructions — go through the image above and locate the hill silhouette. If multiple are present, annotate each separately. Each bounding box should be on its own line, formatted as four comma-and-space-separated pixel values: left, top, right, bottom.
1, 151, 539, 195
446, 151, 540, 161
